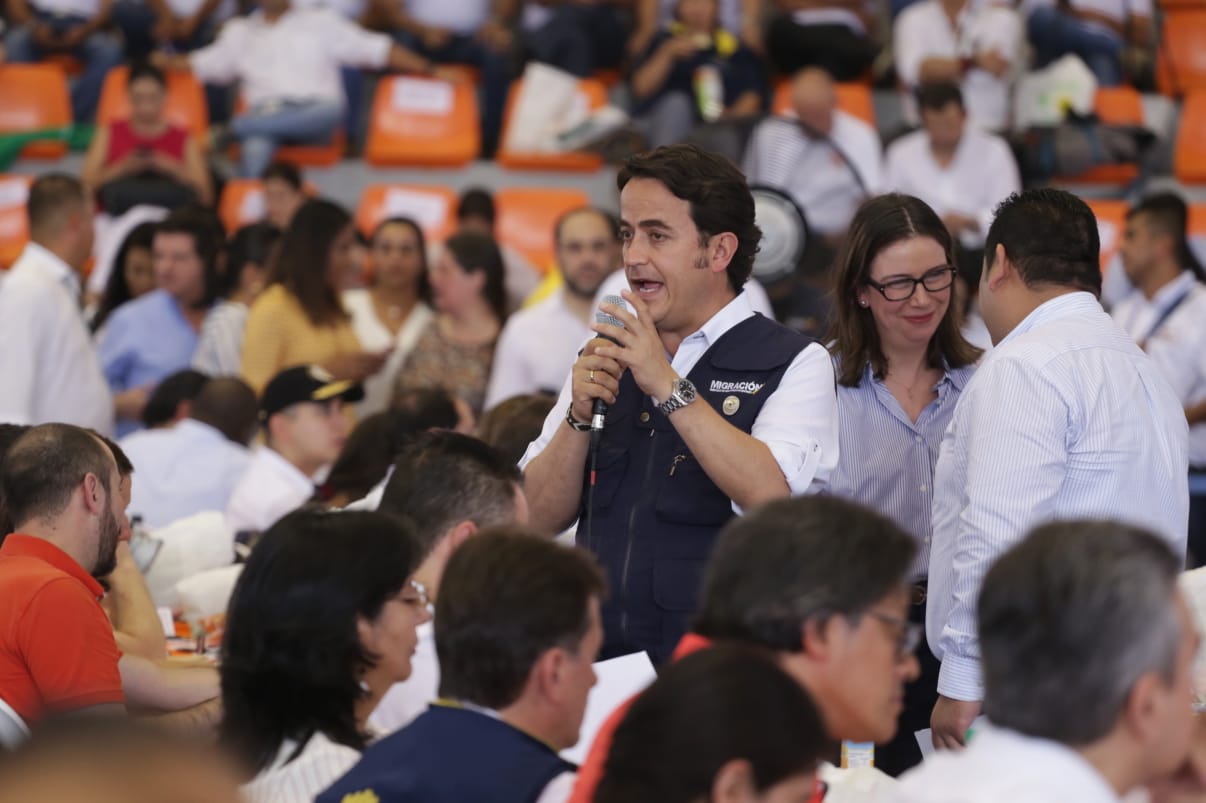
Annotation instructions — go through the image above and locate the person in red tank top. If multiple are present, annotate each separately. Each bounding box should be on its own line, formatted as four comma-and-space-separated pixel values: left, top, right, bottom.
82, 61, 212, 211
569, 496, 921, 802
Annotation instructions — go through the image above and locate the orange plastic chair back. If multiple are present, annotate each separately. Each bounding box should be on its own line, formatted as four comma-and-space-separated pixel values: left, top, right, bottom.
0, 64, 72, 159
772, 80, 876, 127
0, 175, 31, 268
365, 74, 480, 167
496, 78, 608, 172
495, 187, 592, 272
1176, 90, 1206, 183
355, 184, 459, 243
98, 66, 209, 141
1158, 10, 1206, 95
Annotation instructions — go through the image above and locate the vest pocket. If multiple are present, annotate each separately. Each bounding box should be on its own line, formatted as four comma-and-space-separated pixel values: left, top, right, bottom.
654, 456, 733, 525
587, 446, 630, 511
652, 558, 706, 612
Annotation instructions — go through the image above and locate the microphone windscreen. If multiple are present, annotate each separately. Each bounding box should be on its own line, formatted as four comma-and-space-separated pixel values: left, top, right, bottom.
596, 294, 628, 330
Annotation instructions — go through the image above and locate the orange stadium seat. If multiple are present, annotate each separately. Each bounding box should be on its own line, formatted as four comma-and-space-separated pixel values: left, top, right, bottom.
98, 66, 209, 140
218, 178, 319, 232
0, 174, 31, 269
0, 64, 72, 160
1060, 87, 1144, 184
1175, 90, 1206, 183
1086, 199, 1128, 275
1189, 203, 1206, 239
365, 74, 480, 168
1158, 10, 1206, 96
496, 78, 608, 172
495, 187, 591, 272
772, 80, 876, 127
355, 184, 459, 243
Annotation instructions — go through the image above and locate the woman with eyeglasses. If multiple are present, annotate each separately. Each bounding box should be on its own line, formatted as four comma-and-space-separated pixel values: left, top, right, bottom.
219, 509, 431, 803
826, 193, 982, 778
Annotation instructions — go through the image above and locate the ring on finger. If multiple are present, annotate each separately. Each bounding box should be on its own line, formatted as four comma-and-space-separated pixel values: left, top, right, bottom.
590, 370, 595, 382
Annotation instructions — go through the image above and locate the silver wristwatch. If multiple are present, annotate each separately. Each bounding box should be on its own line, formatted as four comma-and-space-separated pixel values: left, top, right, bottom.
658, 377, 697, 416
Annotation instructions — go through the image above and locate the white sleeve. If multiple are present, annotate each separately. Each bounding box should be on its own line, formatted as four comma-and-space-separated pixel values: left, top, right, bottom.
484, 319, 534, 411
749, 342, 839, 497
534, 772, 578, 803
188, 21, 245, 85
976, 5, 1023, 62
893, 5, 928, 88
884, 140, 907, 194
0, 287, 40, 426
853, 122, 883, 194
518, 370, 575, 472
325, 12, 393, 69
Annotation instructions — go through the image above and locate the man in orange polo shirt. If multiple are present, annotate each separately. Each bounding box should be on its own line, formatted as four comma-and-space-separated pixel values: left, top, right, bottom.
0, 423, 128, 724
570, 495, 921, 802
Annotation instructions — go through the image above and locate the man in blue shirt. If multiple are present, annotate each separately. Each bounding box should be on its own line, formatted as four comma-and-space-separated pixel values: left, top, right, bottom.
98, 207, 225, 437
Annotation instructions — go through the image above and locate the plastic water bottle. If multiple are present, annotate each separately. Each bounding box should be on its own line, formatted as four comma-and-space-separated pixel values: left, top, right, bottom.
694, 65, 724, 123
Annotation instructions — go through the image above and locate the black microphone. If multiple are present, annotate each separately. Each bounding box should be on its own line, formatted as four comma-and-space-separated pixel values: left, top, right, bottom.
592, 294, 626, 436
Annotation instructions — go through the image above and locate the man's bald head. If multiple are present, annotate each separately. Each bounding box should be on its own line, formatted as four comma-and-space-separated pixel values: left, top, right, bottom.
0, 424, 116, 531
191, 377, 259, 445
791, 67, 837, 135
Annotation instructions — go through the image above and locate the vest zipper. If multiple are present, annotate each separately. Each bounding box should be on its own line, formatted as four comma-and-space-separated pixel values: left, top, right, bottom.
619, 427, 657, 646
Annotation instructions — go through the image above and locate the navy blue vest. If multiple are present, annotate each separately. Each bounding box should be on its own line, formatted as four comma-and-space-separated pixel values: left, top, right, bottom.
578, 313, 811, 664
316, 705, 575, 803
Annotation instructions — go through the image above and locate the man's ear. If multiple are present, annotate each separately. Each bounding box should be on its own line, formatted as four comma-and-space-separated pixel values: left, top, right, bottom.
707, 232, 738, 276
985, 243, 1014, 292
710, 759, 757, 802
81, 472, 105, 516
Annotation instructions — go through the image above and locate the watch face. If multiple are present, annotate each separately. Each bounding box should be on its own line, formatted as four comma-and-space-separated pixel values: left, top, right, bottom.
677, 379, 697, 403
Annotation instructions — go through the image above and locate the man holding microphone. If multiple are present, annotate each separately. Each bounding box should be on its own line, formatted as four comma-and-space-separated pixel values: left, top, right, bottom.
520, 144, 839, 664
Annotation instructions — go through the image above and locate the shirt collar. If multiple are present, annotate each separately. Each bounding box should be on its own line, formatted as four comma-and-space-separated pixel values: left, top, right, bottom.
859, 359, 974, 393
257, 446, 320, 490
998, 291, 1101, 348
0, 534, 104, 599
1150, 270, 1198, 310
18, 242, 81, 299
970, 724, 1124, 802
678, 291, 756, 351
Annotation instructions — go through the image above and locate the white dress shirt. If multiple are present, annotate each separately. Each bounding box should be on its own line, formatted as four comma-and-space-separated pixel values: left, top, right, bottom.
403, 0, 490, 34
120, 419, 251, 529
225, 446, 317, 535
191, 300, 248, 378
929, 292, 1189, 701
242, 731, 362, 803
1112, 272, 1206, 466
894, 0, 1023, 131
342, 290, 435, 417
368, 620, 438, 735
484, 289, 593, 411
893, 722, 1124, 803
188, 8, 392, 108
0, 243, 114, 435
742, 110, 882, 237
884, 127, 1021, 249
520, 291, 840, 501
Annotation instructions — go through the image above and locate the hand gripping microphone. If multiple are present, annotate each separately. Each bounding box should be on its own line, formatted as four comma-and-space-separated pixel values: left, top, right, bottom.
591, 294, 627, 437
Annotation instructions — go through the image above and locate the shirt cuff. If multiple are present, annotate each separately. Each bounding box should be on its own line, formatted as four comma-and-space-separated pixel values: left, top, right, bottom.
936, 652, 984, 702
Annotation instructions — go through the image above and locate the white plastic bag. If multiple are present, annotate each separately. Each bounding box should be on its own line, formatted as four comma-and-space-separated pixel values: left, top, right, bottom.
1014, 54, 1098, 130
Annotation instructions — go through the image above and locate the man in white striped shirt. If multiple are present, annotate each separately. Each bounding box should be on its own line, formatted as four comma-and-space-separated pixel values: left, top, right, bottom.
927, 188, 1189, 749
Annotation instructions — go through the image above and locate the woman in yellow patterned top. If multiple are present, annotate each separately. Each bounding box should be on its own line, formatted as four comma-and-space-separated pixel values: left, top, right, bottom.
241, 199, 389, 394
395, 231, 508, 417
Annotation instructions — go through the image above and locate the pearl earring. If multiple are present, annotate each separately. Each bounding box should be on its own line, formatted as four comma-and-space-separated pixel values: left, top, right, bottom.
859, 299, 869, 307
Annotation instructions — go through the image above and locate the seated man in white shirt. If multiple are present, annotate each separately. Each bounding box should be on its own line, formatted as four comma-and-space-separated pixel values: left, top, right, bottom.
1025, 0, 1153, 87
893, 0, 1021, 131
152, 0, 436, 177
743, 67, 881, 255
0, 174, 114, 435
226, 365, 360, 535
485, 207, 621, 410
885, 82, 1020, 269
896, 520, 1200, 803
122, 377, 259, 528
1112, 193, 1206, 567
368, 431, 528, 734
928, 188, 1189, 749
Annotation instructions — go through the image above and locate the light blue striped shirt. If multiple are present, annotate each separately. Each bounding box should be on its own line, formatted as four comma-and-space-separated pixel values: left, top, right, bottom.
928, 291, 1189, 702
831, 360, 975, 581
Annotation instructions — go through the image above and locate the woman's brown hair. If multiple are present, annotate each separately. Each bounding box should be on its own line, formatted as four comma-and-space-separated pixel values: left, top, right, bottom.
827, 193, 981, 387
269, 198, 352, 327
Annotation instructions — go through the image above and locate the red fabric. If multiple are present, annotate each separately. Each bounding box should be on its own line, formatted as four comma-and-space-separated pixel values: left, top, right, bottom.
106, 120, 188, 165
0, 535, 124, 724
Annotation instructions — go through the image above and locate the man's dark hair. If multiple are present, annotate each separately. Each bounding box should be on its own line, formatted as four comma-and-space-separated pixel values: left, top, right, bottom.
980, 520, 1182, 746
1127, 191, 1206, 281
0, 424, 32, 539
269, 198, 353, 326
127, 60, 166, 88
457, 188, 495, 225
617, 144, 760, 294
916, 81, 964, 113
436, 529, 606, 709
391, 386, 461, 434
142, 369, 210, 428
554, 207, 621, 246
0, 424, 115, 529
220, 510, 421, 774
984, 188, 1102, 296
156, 205, 228, 309
260, 160, 302, 190
191, 377, 259, 445
378, 432, 521, 557
93, 433, 133, 477
26, 174, 86, 237
694, 496, 917, 651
